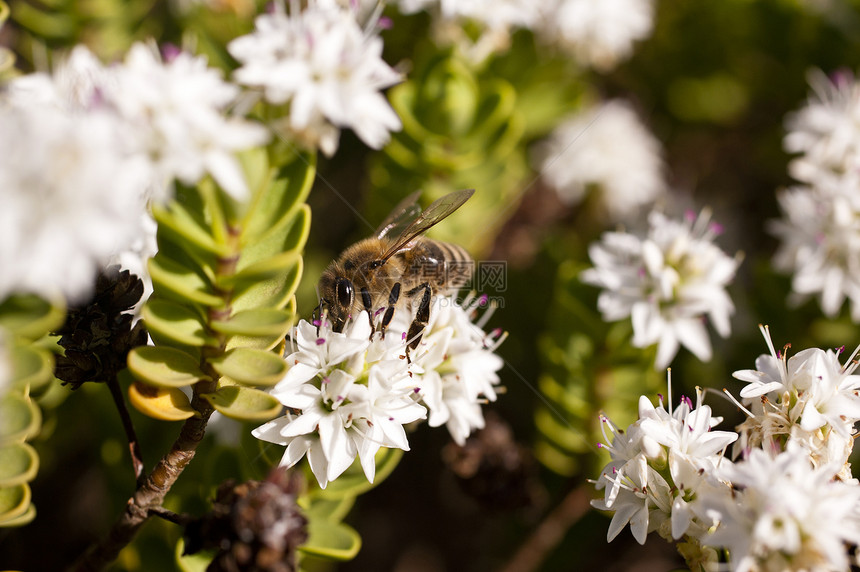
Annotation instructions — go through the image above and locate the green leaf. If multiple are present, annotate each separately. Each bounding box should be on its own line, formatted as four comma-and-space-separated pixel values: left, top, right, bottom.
299, 519, 361, 561
0, 294, 65, 339
148, 255, 224, 308
175, 538, 215, 572
152, 200, 231, 258
128, 346, 208, 388
231, 259, 303, 313
209, 348, 287, 387
0, 502, 35, 527
0, 443, 38, 486
201, 386, 281, 421
224, 251, 302, 292
242, 153, 315, 242
210, 308, 293, 338
142, 299, 214, 348
0, 393, 41, 446
10, 346, 53, 392
237, 204, 310, 273
0, 483, 31, 523
128, 382, 196, 421
303, 495, 355, 524
314, 448, 403, 500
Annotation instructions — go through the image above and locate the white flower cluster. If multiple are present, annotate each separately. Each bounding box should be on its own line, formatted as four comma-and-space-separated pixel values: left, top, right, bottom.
394, 0, 655, 70
0, 42, 267, 302
734, 325, 860, 480
228, 2, 402, 157
592, 389, 737, 547
595, 328, 860, 572
581, 209, 741, 369
772, 70, 860, 320
536, 99, 667, 222
253, 295, 505, 488
535, 0, 656, 72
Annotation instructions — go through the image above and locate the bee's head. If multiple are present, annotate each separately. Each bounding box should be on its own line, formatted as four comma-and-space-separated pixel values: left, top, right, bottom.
317, 272, 355, 332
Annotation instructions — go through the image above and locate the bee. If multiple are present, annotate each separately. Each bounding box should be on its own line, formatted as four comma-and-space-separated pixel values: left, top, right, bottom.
316, 189, 475, 352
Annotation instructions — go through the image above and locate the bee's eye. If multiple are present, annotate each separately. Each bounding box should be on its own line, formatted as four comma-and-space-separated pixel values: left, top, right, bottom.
335, 279, 354, 308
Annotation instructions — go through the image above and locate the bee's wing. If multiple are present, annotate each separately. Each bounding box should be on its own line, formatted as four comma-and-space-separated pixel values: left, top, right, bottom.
379, 189, 475, 261
375, 190, 423, 239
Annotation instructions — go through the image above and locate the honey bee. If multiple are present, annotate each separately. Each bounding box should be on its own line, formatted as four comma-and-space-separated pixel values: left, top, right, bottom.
316, 189, 475, 351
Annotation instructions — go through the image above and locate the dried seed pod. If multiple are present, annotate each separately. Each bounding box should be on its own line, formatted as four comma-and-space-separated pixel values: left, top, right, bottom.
54, 265, 147, 388
183, 469, 308, 572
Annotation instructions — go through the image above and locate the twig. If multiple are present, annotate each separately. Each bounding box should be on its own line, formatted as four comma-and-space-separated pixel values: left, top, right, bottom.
68, 389, 215, 572
105, 375, 146, 488
148, 506, 192, 526
499, 485, 592, 572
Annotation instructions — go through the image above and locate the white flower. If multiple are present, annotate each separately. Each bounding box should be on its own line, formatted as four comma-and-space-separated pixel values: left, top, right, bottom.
410, 295, 505, 445
0, 103, 144, 302
772, 70, 860, 319
770, 182, 860, 320
581, 209, 741, 369
731, 325, 860, 476
783, 69, 860, 188
535, 0, 656, 71
255, 295, 504, 487
229, 4, 402, 156
536, 100, 666, 222
592, 387, 736, 545
5, 43, 267, 203
693, 444, 860, 572
273, 312, 372, 397
4, 45, 113, 111
112, 43, 269, 201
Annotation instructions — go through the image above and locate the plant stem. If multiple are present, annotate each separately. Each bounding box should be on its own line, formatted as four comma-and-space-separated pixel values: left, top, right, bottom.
148, 506, 192, 526
105, 374, 146, 488
68, 393, 214, 572
499, 485, 591, 572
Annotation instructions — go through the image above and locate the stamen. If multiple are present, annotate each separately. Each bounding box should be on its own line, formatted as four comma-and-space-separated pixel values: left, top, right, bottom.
720, 388, 755, 418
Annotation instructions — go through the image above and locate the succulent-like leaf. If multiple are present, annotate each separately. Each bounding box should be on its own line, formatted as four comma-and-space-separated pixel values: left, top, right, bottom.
242, 152, 315, 243
313, 448, 403, 500
148, 255, 223, 308
142, 299, 214, 348
210, 308, 293, 338
0, 443, 39, 487
302, 495, 355, 524
0, 483, 31, 524
128, 346, 209, 388
231, 259, 303, 313
175, 539, 214, 572
237, 204, 310, 274
0, 502, 35, 527
152, 200, 231, 258
299, 519, 362, 561
0, 294, 65, 340
10, 345, 54, 393
200, 386, 282, 421
128, 382, 196, 421
209, 348, 287, 387
223, 251, 301, 292
0, 393, 41, 446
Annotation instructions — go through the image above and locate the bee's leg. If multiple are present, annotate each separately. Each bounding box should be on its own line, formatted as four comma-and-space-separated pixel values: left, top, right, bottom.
380, 282, 401, 339
360, 287, 374, 337
404, 283, 432, 361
